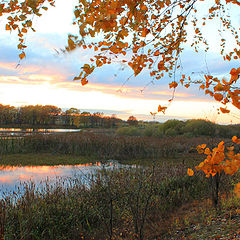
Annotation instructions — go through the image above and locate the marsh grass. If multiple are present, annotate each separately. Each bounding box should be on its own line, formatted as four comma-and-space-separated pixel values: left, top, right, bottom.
0, 153, 95, 166
0, 132, 226, 162
0, 162, 232, 240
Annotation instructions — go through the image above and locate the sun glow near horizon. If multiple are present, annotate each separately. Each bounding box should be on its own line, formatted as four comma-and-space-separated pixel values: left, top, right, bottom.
0, 78, 239, 124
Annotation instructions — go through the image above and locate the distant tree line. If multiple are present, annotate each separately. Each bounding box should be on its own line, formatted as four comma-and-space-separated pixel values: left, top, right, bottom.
117, 119, 240, 139
0, 104, 123, 128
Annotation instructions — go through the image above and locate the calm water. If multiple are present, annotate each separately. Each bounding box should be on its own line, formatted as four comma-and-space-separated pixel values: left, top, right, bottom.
0, 161, 131, 196
0, 128, 81, 137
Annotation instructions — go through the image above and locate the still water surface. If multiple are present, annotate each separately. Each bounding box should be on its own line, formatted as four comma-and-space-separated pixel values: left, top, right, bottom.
0, 161, 130, 196
0, 128, 81, 137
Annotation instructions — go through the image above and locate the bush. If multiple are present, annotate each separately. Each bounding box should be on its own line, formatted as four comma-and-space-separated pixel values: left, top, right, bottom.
183, 119, 216, 137
116, 126, 141, 136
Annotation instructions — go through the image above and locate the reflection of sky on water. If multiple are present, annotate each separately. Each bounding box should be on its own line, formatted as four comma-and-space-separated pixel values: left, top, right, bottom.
0, 161, 130, 197
0, 128, 81, 137
0, 128, 81, 132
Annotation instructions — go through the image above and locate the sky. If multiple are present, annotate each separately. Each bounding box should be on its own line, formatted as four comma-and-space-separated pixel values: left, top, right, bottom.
0, 0, 240, 124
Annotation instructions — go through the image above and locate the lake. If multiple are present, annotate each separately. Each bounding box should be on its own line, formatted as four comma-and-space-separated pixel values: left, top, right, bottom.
0, 128, 81, 137
0, 161, 133, 197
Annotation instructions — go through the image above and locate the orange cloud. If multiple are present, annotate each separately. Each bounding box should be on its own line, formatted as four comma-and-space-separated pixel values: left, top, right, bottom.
150, 91, 194, 98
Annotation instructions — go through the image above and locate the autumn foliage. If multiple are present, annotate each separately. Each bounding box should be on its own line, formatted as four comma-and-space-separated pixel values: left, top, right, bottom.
188, 136, 240, 198
1, 0, 240, 199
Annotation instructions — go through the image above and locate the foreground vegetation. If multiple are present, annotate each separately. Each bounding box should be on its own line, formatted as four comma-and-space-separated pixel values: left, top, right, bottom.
0, 163, 239, 240
0, 129, 239, 239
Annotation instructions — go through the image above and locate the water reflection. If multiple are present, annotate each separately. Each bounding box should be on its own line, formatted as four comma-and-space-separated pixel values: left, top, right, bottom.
0, 128, 81, 132
0, 128, 81, 137
0, 161, 128, 196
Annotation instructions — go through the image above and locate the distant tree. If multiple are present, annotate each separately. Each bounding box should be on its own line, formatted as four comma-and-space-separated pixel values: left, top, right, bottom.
127, 116, 138, 126
79, 111, 91, 127
65, 108, 80, 115
0, 104, 18, 125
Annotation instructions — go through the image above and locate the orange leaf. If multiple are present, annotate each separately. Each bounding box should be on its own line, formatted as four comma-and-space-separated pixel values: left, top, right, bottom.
81, 78, 88, 86
214, 93, 223, 101
157, 105, 167, 114
5, 24, 11, 31
157, 61, 165, 71
187, 168, 194, 176
204, 148, 211, 155
154, 50, 160, 56
141, 28, 149, 37
232, 136, 240, 144
140, 4, 148, 10
220, 107, 230, 114
21, 28, 27, 33
19, 52, 25, 60
169, 81, 178, 88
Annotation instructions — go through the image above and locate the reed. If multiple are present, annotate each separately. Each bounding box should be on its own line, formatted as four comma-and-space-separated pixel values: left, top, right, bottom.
0, 132, 226, 161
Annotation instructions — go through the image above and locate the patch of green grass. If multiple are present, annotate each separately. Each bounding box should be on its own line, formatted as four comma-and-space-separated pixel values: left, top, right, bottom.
0, 153, 97, 166
0, 152, 204, 167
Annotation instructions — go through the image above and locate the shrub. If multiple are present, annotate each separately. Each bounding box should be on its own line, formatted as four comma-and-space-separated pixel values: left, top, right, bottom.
116, 126, 141, 136
183, 119, 216, 137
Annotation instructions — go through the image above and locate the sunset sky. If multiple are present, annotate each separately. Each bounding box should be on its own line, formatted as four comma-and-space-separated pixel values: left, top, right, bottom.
0, 1, 240, 124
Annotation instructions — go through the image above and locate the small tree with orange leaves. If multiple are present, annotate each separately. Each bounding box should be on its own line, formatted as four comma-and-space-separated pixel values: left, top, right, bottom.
188, 136, 240, 207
